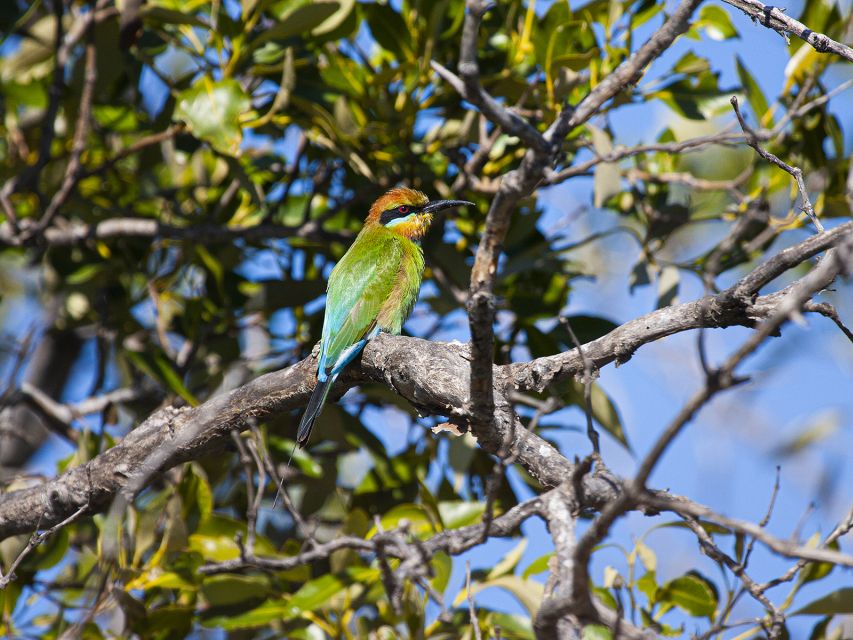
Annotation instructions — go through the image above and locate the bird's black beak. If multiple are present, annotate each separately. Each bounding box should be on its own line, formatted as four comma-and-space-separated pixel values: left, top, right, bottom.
420, 199, 475, 214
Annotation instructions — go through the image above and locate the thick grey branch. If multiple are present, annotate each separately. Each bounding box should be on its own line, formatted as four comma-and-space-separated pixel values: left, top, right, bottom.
513, 221, 853, 392
0, 222, 848, 542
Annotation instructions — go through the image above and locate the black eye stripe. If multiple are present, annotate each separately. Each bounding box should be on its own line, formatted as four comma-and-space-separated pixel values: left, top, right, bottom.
380, 205, 421, 225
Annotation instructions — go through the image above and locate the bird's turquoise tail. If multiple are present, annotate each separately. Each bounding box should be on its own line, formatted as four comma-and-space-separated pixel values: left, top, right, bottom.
297, 374, 335, 447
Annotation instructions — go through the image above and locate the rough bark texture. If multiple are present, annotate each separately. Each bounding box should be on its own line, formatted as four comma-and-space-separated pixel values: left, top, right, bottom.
2, 221, 850, 539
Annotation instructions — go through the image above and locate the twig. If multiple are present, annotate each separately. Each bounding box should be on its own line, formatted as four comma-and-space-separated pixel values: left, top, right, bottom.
0, 217, 352, 248
803, 301, 853, 344
757, 505, 853, 593
37, 18, 98, 233
625, 166, 752, 196
199, 491, 544, 575
730, 96, 824, 232
462, 0, 705, 447
649, 496, 853, 568
0, 469, 91, 590
79, 125, 185, 179
544, 235, 853, 632
466, 561, 483, 640
434, 0, 548, 153
514, 221, 853, 393
682, 516, 786, 637
741, 467, 781, 570
560, 316, 600, 455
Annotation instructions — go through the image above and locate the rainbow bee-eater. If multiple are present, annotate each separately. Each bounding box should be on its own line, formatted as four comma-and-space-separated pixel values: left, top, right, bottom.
297, 187, 473, 447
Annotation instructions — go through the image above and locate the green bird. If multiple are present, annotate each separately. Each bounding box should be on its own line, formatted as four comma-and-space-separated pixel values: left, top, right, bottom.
297, 187, 473, 447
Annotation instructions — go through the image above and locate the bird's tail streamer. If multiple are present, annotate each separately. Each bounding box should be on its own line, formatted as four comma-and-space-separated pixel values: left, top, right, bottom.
275, 375, 335, 509
297, 375, 334, 447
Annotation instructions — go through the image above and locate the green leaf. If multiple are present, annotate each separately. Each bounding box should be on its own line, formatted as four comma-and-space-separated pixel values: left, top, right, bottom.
312, 0, 355, 36
799, 538, 840, 585
174, 77, 250, 155
438, 500, 487, 530
583, 625, 613, 640
201, 575, 270, 606
652, 69, 735, 120
589, 125, 620, 208
201, 599, 292, 630
808, 616, 832, 640
661, 572, 718, 618
522, 552, 554, 579
673, 51, 710, 75
188, 533, 240, 562
793, 587, 853, 616
487, 540, 527, 580
142, 5, 209, 28
630, 260, 652, 292
251, 2, 340, 49
772, 410, 841, 458
67, 263, 102, 285
735, 56, 771, 126
178, 463, 213, 524
657, 266, 680, 308
363, 3, 411, 60
285, 573, 348, 618
431, 552, 452, 593
142, 606, 193, 636
636, 571, 658, 605
464, 576, 544, 616
696, 5, 738, 40
153, 353, 198, 406
566, 382, 630, 449
487, 612, 535, 639
368, 504, 435, 538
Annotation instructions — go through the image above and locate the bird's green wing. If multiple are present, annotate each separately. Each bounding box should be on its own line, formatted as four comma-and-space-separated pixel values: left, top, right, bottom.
318, 230, 402, 376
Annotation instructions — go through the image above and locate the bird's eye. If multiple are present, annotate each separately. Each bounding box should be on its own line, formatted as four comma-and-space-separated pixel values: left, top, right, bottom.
397, 205, 410, 214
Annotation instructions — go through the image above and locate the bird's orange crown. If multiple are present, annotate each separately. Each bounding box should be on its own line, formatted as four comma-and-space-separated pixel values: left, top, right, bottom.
367, 187, 430, 222
366, 187, 432, 240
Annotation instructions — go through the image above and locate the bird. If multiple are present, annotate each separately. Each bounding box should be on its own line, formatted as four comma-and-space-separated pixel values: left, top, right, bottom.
296, 187, 473, 448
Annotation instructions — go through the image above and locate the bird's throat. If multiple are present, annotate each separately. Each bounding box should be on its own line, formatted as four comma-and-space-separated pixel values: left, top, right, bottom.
388, 212, 433, 240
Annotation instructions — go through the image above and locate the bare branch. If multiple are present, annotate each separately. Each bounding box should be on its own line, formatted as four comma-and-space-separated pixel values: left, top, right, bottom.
682, 516, 785, 636
432, 1, 549, 153
199, 491, 544, 575
722, 0, 853, 62
803, 301, 853, 344
37, 19, 98, 233
466, 561, 483, 640
1, 221, 849, 541
649, 496, 853, 568
0, 217, 351, 248
514, 221, 853, 392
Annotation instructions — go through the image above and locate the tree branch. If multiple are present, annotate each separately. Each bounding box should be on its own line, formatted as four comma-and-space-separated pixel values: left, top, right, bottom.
1, 219, 847, 542
722, 0, 853, 62
463, 0, 703, 443
0, 217, 351, 248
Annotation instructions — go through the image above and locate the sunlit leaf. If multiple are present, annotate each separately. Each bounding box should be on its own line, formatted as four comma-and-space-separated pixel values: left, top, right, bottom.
174, 77, 250, 155
660, 572, 718, 618
696, 5, 738, 40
